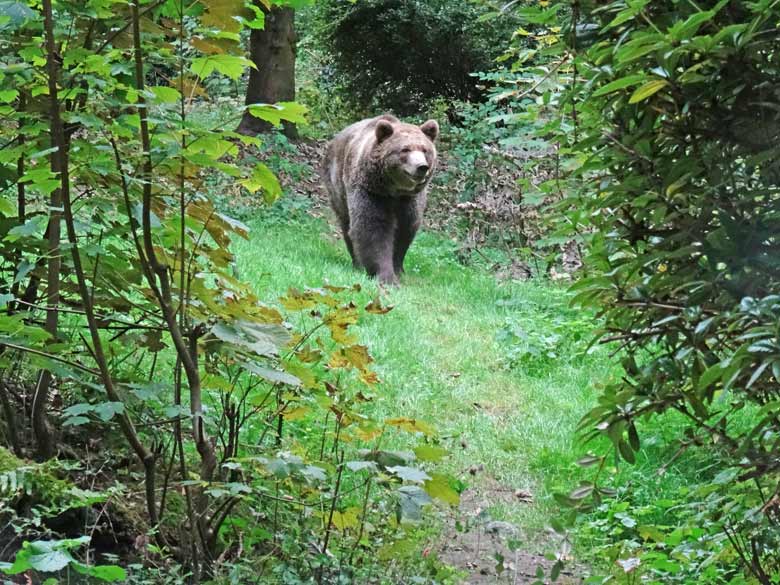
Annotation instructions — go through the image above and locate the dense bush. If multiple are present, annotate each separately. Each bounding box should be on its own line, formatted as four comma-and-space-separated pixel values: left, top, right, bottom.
497, 0, 780, 581
306, 0, 517, 115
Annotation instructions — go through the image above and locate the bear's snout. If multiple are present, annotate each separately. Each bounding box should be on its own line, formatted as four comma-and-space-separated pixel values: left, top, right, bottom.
414, 164, 430, 180
405, 151, 430, 180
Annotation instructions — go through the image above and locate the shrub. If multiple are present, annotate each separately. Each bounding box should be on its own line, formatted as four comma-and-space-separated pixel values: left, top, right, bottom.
497, 0, 780, 581
0, 0, 454, 580
306, 0, 517, 115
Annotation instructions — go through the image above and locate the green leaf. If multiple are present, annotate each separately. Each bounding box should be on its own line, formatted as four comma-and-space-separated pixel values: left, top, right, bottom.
413, 444, 448, 462
247, 101, 308, 127
592, 75, 647, 97
628, 79, 668, 104
29, 550, 73, 572
699, 362, 724, 389
627, 423, 640, 451
0, 89, 18, 103
149, 86, 182, 103
5, 215, 47, 243
606, 1, 650, 28
73, 563, 127, 582
191, 54, 255, 80
576, 454, 603, 467
210, 320, 291, 357
387, 466, 431, 484
3, 548, 32, 574
94, 401, 124, 422
240, 163, 282, 203
0, 1, 34, 30
550, 560, 563, 581
423, 474, 459, 506
346, 461, 378, 473
63, 403, 93, 417
0, 197, 14, 216
397, 485, 432, 523
617, 440, 636, 464
569, 483, 594, 500
360, 449, 415, 469
240, 361, 301, 387
747, 360, 770, 389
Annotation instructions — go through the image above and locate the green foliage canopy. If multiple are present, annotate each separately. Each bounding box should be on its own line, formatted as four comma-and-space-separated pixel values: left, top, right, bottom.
308, 0, 517, 115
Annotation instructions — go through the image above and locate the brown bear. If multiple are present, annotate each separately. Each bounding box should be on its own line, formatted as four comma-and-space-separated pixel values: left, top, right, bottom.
323, 114, 439, 285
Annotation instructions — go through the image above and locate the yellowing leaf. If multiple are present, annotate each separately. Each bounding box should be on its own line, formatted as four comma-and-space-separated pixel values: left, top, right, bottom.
359, 370, 380, 386
385, 417, 436, 437
282, 360, 317, 389
354, 422, 383, 441
280, 288, 317, 311
330, 507, 360, 531
365, 297, 393, 314
628, 79, 668, 104
328, 352, 350, 369
283, 406, 309, 421
324, 304, 359, 344
171, 75, 206, 98
200, 0, 245, 33
344, 345, 373, 370
191, 37, 228, 55
665, 173, 690, 196
413, 444, 448, 462
295, 346, 322, 363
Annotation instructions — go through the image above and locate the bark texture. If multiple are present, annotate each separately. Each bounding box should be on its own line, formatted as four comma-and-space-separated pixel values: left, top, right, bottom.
238, 5, 298, 138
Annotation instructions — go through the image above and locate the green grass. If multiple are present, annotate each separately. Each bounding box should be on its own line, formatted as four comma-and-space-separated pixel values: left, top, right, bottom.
233, 203, 616, 545
232, 201, 719, 580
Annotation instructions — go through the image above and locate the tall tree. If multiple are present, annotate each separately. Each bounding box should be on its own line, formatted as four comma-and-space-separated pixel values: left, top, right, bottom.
238, 4, 298, 138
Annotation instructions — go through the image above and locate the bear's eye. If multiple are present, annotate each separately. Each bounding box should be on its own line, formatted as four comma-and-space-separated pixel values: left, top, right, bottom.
401, 147, 411, 154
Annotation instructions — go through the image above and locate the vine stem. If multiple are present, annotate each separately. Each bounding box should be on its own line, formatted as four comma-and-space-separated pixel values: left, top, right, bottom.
32, 0, 64, 460
570, 0, 580, 143
130, 0, 217, 490
40, 0, 157, 524
318, 450, 345, 584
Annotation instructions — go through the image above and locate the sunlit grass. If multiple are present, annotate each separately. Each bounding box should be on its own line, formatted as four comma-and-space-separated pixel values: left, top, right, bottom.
233, 202, 695, 556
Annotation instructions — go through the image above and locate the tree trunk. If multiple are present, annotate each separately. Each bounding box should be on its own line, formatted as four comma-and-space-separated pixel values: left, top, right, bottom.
237, 5, 298, 139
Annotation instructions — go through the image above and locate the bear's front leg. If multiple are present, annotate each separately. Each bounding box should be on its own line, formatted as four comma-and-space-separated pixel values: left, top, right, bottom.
351, 226, 397, 285
393, 197, 423, 276
348, 193, 398, 285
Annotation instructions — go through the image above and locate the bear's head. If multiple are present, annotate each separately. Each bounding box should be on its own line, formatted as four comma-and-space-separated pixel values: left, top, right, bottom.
374, 118, 439, 193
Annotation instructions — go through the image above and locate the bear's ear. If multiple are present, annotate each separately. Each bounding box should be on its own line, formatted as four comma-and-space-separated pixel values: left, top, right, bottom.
375, 120, 395, 143
420, 119, 439, 142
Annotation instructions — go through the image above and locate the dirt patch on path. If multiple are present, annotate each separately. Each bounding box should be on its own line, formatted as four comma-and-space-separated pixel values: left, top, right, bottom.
438, 478, 582, 584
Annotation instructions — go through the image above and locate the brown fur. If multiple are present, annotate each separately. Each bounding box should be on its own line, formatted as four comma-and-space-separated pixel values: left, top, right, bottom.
323, 114, 439, 285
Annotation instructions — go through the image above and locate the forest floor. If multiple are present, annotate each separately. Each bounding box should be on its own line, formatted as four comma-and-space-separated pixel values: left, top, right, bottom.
233, 191, 612, 582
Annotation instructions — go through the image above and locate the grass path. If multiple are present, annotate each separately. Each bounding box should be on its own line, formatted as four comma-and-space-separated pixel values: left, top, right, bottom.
234, 211, 610, 578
